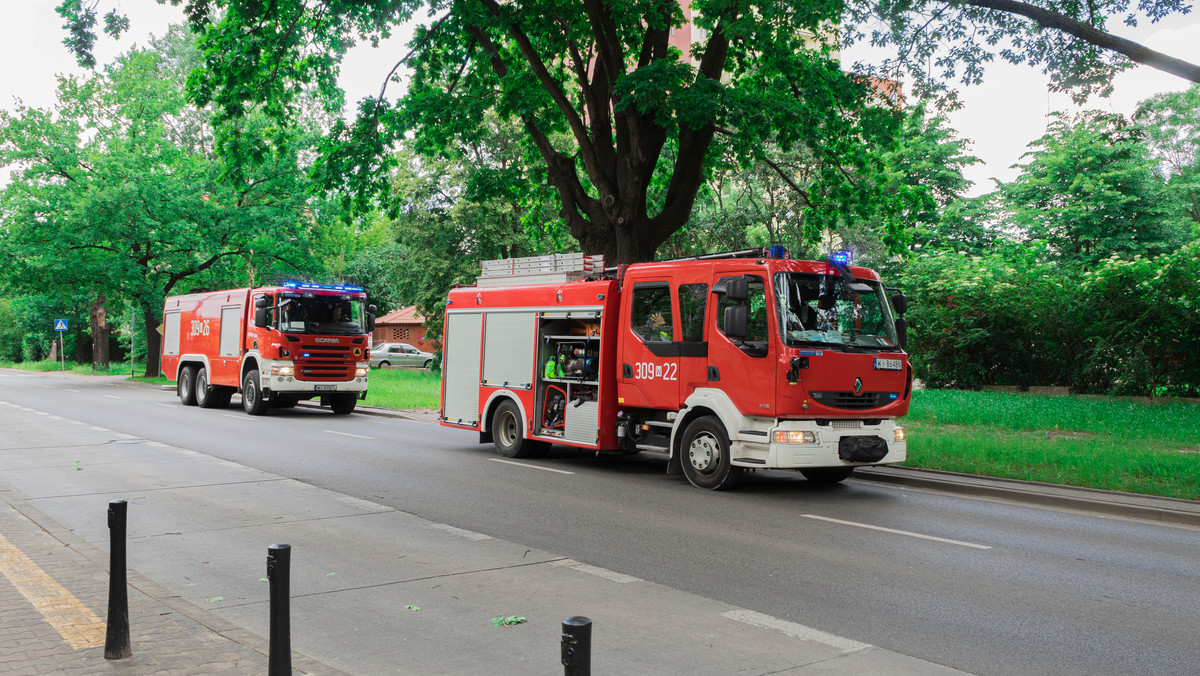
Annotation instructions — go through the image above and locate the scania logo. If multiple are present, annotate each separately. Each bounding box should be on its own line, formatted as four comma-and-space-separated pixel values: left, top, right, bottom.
314, 338, 339, 344
853, 377, 863, 395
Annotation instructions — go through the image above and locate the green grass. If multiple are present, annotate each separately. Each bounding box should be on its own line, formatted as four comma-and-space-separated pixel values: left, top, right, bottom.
1, 360, 168, 385
366, 367, 442, 409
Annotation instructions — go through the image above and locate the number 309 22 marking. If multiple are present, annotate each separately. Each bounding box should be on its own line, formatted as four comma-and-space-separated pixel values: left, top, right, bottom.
634, 362, 677, 381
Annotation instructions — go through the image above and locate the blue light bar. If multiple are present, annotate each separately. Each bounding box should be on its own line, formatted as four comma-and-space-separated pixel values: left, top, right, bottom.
282, 281, 364, 293
830, 250, 852, 265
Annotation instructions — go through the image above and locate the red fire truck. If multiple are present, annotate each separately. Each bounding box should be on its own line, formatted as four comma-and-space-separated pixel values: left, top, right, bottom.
440, 250, 911, 490
162, 283, 375, 415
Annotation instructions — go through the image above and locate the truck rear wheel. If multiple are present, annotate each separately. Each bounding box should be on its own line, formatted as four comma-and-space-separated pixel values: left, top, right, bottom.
241, 369, 271, 416
800, 467, 855, 484
178, 366, 198, 406
195, 368, 219, 409
492, 400, 543, 458
329, 393, 357, 415
679, 416, 741, 490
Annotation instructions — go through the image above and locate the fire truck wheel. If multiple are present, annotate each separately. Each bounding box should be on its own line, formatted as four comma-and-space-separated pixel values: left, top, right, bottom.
680, 416, 741, 490
492, 400, 541, 458
195, 368, 217, 408
330, 394, 357, 415
241, 369, 271, 416
178, 366, 198, 406
799, 467, 855, 484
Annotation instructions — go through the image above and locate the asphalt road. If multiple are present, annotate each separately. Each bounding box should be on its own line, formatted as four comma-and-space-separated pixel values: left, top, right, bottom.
2, 369, 1199, 675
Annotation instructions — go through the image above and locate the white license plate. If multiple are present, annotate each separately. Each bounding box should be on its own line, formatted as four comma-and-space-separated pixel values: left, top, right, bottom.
874, 358, 902, 371
314, 385, 337, 391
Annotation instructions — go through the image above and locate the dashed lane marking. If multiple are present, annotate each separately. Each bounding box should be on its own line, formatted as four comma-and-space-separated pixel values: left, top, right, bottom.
324, 430, 374, 440
801, 514, 992, 550
0, 531, 105, 650
551, 559, 640, 583
722, 609, 872, 653
489, 458, 575, 475
104, 395, 121, 400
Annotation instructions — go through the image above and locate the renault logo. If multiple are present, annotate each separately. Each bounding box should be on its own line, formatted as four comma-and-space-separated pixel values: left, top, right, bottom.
854, 377, 863, 395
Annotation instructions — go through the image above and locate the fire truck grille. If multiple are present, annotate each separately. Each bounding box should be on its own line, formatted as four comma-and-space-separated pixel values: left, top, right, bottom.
808, 391, 896, 410
295, 343, 355, 381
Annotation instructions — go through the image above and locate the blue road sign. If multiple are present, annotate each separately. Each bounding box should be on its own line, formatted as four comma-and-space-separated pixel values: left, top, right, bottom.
54, 319, 68, 332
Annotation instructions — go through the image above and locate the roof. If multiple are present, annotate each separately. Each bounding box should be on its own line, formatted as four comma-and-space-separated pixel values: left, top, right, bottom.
376, 305, 425, 325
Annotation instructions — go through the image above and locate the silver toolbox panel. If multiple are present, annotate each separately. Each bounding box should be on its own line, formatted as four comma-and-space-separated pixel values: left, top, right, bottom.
482, 312, 536, 388
563, 400, 599, 444
443, 313, 483, 424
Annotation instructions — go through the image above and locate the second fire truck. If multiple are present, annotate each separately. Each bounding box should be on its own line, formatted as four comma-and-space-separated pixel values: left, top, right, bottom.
439, 249, 912, 490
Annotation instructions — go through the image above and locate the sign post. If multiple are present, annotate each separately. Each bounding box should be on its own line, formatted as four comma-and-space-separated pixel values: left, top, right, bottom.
53, 319, 68, 372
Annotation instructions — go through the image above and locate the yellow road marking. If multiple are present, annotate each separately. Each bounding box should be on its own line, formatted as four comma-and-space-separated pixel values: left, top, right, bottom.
0, 531, 106, 649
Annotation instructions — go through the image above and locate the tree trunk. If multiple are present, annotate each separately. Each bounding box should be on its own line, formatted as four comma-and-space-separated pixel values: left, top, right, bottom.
90, 295, 110, 372
142, 307, 162, 378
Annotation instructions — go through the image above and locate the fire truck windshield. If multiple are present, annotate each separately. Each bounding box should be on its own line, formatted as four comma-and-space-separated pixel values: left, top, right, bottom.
774, 273, 899, 351
277, 295, 366, 336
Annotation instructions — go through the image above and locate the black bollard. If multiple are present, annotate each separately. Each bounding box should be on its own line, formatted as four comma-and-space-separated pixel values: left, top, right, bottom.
561, 616, 592, 676
104, 500, 131, 659
267, 544, 292, 676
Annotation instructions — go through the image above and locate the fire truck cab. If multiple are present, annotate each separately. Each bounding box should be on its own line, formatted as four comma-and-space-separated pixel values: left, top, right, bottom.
162, 283, 374, 415
441, 250, 911, 490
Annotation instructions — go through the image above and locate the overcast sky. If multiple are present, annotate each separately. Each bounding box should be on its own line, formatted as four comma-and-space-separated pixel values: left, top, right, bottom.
2, 3, 1197, 197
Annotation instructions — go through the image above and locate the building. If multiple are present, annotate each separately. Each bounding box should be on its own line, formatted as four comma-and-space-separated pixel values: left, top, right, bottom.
372, 306, 436, 353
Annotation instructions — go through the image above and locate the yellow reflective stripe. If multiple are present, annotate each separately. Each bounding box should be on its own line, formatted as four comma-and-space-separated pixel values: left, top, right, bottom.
0, 532, 106, 649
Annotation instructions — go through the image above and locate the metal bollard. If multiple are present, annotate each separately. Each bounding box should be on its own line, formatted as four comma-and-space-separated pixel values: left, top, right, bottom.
561, 616, 592, 676
104, 500, 131, 659
267, 544, 292, 676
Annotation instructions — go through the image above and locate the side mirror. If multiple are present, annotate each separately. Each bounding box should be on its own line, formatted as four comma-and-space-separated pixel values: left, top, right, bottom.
726, 277, 749, 302
366, 309, 376, 333
254, 307, 270, 329
891, 292, 907, 315
255, 297, 270, 309
723, 305, 747, 339
895, 316, 908, 350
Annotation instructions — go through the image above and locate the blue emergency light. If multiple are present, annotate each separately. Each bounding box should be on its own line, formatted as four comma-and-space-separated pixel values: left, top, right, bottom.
830, 250, 853, 265
282, 281, 364, 293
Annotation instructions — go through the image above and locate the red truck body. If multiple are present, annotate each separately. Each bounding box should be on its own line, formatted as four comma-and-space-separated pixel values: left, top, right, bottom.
440, 250, 911, 489
162, 283, 372, 415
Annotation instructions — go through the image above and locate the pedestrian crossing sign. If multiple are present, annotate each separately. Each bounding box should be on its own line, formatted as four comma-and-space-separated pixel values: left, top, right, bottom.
54, 319, 68, 331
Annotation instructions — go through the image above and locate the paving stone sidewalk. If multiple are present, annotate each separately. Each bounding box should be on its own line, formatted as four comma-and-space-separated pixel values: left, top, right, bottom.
0, 494, 344, 675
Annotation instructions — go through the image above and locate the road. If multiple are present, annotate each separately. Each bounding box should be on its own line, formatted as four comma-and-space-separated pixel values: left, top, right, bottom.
2, 368, 1199, 675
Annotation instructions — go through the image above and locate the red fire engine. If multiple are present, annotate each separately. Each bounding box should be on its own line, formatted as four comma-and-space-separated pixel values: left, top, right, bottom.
162, 283, 375, 415
440, 250, 911, 490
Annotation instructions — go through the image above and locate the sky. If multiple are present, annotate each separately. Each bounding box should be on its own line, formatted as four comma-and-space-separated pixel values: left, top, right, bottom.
2, 3, 1198, 197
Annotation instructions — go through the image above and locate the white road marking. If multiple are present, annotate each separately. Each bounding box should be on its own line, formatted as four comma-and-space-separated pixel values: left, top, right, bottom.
424, 523, 491, 541
154, 403, 175, 408
223, 414, 249, 421
324, 430, 374, 440
104, 395, 121, 399
489, 458, 575, 475
65, 389, 79, 393
722, 609, 872, 653
551, 559, 640, 583
802, 514, 992, 550
89, 427, 107, 432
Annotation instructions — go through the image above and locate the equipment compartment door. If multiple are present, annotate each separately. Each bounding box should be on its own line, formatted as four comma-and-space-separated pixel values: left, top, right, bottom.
443, 313, 483, 425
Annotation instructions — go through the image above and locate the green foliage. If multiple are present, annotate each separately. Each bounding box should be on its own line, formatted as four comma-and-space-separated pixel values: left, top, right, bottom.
1135, 85, 1200, 231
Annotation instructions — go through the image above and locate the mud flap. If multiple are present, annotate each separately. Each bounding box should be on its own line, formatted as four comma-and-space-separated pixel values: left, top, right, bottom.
838, 435, 888, 463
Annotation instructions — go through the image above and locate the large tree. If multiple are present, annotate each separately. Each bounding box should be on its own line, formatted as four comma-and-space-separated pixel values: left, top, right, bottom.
61, 0, 1200, 265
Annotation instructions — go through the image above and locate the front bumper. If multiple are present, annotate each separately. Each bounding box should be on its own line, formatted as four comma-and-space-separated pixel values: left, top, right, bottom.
730, 418, 906, 469
261, 374, 369, 394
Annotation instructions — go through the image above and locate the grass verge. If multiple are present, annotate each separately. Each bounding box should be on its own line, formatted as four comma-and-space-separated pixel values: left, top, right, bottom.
366, 367, 442, 410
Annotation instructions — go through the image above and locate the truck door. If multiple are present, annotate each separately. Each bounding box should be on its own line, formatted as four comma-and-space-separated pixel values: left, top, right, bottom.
617, 280, 681, 410
708, 273, 777, 416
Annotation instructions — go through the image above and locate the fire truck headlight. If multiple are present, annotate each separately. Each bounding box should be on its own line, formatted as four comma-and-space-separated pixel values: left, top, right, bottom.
355, 367, 368, 377
894, 427, 906, 442
270, 365, 294, 377
773, 430, 816, 444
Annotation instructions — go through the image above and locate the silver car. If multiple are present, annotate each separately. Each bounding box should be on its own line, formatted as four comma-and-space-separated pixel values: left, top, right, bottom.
371, 343, 434, 369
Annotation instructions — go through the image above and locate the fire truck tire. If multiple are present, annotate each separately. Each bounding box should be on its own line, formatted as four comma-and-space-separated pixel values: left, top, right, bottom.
799, 467, 855, 484
492, 400, 542, 458
329, 394, 357, 415
679, 416, 741, 490
178, 366, 198, 406
241, 370, 271, 416
195, 368, 218, 409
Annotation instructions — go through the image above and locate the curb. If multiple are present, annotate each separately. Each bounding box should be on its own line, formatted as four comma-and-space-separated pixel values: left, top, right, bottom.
855, 466, 1200, 528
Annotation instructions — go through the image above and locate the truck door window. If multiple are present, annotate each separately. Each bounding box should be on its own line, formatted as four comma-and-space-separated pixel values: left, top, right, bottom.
717, 275, 768, 356
631, 283, 674, 342
677, 283, 708, 343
